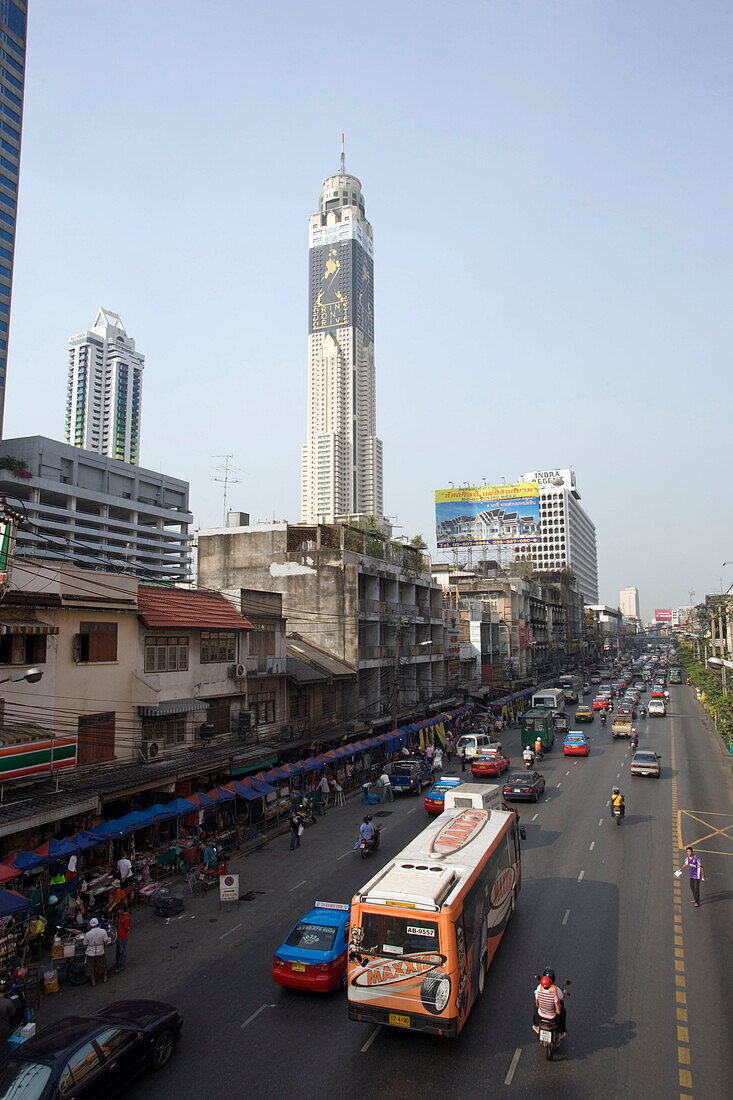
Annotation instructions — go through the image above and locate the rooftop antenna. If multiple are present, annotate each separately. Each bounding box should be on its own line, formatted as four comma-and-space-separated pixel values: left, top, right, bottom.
212, 454, 242, 526
340, 133, 345, 174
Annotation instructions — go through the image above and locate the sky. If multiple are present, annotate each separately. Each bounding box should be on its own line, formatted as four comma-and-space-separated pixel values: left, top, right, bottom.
4, 0, 732, 619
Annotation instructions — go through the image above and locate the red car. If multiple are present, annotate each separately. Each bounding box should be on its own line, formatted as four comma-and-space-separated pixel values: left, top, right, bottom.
593, 696, 610, 711
471, 750, 510, 777
563, 732, 589, 756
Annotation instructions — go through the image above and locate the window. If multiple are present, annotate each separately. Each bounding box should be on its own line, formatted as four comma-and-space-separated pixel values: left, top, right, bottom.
200, 630, 236, 664
59, 1040, 102, 1094
142, 716, 185, 746
0, 632, 46, 665
75, 622, 117, 663
94, 1027, 136, 1059
249, 691, 275, 725
144, 635, 188, 672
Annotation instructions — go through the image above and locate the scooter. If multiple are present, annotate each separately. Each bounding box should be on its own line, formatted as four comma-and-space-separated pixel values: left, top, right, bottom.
600, 712, 607, 727
0, 969, 32, 1031
535, 977, 571, 1060
358, 825, 381, 859
523, 752, 535, 770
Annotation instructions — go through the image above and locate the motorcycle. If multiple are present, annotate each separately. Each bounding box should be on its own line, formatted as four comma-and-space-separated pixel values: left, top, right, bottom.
600, 712, 607, 727
358, 824, 381, 859
611, 803, 624, 826
535, 977, 571, 1060
0, 970, 32, 1031
523, 752, 535, 769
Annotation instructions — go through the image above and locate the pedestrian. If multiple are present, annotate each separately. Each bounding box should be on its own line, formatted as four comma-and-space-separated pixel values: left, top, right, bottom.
425, 741, 435, 763
83, 917, 110, 986
318, 772, 330, 810
379, 769, 393, 802
445, 736, 454, 762
290, 809, 302, 850
114, 904, 130, 972
676, 846, 705, 907
433, 747, 443, 773
117, 853, 132, 884
460, 748, 467, 773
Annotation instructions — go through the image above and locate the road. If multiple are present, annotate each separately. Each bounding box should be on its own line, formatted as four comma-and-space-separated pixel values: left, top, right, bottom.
41, 685, 732, 1099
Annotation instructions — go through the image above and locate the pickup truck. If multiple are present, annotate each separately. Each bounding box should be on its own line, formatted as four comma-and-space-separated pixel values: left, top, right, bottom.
611, 713, 633, 739
385, 756, 434, 795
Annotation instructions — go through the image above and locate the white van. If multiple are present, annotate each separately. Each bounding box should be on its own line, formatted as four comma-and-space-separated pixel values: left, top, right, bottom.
531, 688, 565, 713
455, 732, 502, 759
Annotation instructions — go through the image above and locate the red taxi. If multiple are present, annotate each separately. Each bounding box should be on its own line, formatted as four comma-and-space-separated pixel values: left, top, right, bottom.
563, 732, 589, 756
592, 695, 610, 711
471, 749, 510, 777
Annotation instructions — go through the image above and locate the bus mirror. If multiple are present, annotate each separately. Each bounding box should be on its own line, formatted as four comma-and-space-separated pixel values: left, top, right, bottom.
519, 827, 526, 840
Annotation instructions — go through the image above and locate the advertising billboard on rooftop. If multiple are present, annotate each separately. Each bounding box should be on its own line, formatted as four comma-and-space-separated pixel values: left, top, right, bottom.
435, 483, 541, 549
654, 609, 672, 622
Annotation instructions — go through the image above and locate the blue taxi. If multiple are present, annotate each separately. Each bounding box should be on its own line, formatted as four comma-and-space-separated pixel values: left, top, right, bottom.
424, 777, 463, 815
272, 901, 350, 992
563, 731, 589, 757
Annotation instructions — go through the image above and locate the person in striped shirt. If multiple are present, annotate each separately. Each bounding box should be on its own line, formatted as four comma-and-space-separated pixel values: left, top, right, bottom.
533, 968, 566, 1036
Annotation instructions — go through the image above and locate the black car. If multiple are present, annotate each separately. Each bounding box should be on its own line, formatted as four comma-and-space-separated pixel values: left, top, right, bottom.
502, 771, 546, 803
0, 999, 182, 1099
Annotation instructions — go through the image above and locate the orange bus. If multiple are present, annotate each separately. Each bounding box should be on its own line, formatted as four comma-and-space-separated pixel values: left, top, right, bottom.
347, 784, 524, 1037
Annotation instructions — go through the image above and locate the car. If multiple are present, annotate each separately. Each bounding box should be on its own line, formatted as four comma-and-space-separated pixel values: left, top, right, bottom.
272, 901, 350, 991
385, 755, 434, 794
651, 685, 666, 700
563, 732, 589, 756
590, 674, 601, 684
0, 999, 183, 1099
630, 750, 661, 777
455, 732, 502, 759
554, 713, 571, 734
618, 704, 637, 719
502, 771, 546, 802
648, 699, 667, 717
574, 705, 594, 723
635, 681, 646, 693
471, 749, 511, 777
424, 777, 464, 814
593, 696, 610, 711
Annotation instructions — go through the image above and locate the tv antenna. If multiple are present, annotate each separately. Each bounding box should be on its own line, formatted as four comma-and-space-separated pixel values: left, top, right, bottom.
212, 454, 242, 526
340, 133, 346, 174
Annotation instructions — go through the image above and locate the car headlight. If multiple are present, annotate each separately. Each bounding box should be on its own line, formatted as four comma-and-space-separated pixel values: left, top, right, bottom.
420, 973, 451, 1015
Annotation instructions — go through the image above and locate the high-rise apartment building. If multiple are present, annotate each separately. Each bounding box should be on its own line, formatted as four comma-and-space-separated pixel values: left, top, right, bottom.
0, 0, 27, 437
300, 155, 383, 524
521, 468, 599, 604
66, 308, 144, 465
620, 586, 640, 620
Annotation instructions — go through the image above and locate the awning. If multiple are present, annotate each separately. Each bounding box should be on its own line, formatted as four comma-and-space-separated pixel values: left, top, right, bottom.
139, 698, 210, 717
231, 756, 277, 776
0, 610, 58, 636
0, 889, 31, 918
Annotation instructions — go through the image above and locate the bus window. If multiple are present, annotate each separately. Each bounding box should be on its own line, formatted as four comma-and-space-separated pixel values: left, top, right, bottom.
361, 911, 441, 958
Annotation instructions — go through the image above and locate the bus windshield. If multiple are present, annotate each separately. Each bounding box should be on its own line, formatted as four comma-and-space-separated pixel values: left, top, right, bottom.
360, 911, 442, 958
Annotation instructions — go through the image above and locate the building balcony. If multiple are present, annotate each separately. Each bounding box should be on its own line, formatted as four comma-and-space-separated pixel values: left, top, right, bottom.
246, 656, 286, 676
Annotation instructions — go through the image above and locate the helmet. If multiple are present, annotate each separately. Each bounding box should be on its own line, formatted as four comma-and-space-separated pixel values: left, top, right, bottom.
89, 917, 99, 928
48, 895, 58, 905
543, 967, 556, 982
613, 787, 620, 795
540, 975, 552, 989
13, 967, 26, 982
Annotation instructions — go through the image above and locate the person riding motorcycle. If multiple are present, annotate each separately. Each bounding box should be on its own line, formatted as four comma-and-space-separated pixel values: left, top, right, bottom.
639, 704, 646, 719
600, 710, 607, 726
630, 732, 638, 754
523, 745, 535, 768
533, 968, 566, 1037
354, 815, 374, 851
611, 787, 625, 818
534, 736, 543, 760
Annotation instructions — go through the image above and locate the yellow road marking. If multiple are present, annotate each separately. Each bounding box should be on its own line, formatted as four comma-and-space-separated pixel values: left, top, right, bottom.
679, 1069, 692, 1087
677, 1026, 689, 1043
678, 1047, 690, 1065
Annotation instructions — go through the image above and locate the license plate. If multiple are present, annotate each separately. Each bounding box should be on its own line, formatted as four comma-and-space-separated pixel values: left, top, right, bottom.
389, 1013, 411, 1028
291, 962, 306, 972
539, 1029, 552, 1043
514, 788, 522, 793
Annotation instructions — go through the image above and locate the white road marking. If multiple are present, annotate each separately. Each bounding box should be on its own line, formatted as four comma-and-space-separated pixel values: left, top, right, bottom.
289, 879, 308, 891
532, 813, 538, 821
616, 773, 620, 779
219, 922, 242, 940
556, 782, 562, 788
598, 818, 604, 826
407, 807, 417, 814
566, 770, 570, 776
504, 1047, 522, 1085
562, 909, 570, 925
361, 1025, 382, 1053
621, 761, 625, 768
578, 870, 585, 882
337, 850, 353, 861
241, 1003, 275, 1030
589, 841, 595, 851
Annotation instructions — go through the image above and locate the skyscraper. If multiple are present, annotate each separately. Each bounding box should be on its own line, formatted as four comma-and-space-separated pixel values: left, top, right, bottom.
301, 150, 383, 524
0, 0, 28, 437
620, 586, 640, 620
521, 468, 599, 604
66, 308, 144, 465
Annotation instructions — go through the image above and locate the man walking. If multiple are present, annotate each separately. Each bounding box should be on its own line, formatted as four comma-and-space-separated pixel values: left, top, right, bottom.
290, 808, 302, 851
676, 846, 705, 906
114, 904, 130, 972
83, 917, 110, 986
117, 854, 132, 885
379, 769, 393, 802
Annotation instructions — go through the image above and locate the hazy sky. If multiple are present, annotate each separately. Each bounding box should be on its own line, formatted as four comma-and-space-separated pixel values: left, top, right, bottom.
5, 1, 732, 618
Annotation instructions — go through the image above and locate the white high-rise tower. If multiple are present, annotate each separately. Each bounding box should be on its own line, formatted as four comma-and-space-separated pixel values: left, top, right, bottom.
66, 308, 144, 466
301, 150, 383, 524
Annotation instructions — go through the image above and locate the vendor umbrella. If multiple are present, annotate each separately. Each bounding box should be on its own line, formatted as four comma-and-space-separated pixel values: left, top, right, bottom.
0, 864, 20, 885
33, 838, 80, 861
0, 889, 32, 918
4, 850, 46, 872
299, 758, 325, 772
164, 798, 198, 817
186, 792, 217, 810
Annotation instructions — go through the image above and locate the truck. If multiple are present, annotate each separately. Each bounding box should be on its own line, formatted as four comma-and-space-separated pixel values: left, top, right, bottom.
521, 707, 556, 751
611, 713, 633, 739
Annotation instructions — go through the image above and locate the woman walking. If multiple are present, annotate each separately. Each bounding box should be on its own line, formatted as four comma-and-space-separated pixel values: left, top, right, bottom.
676, 846, 705, 906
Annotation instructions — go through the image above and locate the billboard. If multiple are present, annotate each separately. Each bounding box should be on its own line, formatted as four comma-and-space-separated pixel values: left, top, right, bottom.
309, 238, 374, 341
435, 483, 540, 549
654, 609, 672, 622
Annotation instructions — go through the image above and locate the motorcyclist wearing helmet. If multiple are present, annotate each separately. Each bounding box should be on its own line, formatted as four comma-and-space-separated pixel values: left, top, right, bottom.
600, 710, 607, 726
533, 968, 566, 1036
354, 815, 374, 850
611, 787, 625, 817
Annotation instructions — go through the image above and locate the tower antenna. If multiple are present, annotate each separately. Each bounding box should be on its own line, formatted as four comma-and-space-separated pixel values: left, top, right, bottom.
212, 454, 242, 526
340, 133, 345, 174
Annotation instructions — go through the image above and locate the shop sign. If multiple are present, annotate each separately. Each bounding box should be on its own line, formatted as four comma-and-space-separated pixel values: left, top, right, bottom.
219, 873, 239, 904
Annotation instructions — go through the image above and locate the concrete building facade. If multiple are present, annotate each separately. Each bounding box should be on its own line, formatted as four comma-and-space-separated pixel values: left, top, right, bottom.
521, 468, 599, 604
66, 309, 144, 466
300, 160, 383, 525
620, 586, 640, 620
0, 435, 192, 582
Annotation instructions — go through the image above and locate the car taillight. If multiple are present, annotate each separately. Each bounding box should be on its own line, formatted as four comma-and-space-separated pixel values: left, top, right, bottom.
315, 963, 332, 972
522, 787, 532, 793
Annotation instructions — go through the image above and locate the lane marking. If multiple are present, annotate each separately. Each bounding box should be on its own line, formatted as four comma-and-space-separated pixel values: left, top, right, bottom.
219, 922, 242, 940
407, 807, 417, 815
562, 909, 570, 925
337, 850, 353, 860
589, 841, 595, 851
556, 782, 562, 788
241, 1003, 275, 1030
577, 870, 585, 882
598, 818, 604, 827
360, 1025, 382, 1053
504, 1047, 522, 1085
531, 813, 538, 821
565, 770, 570, 776
289, 879, 308, 891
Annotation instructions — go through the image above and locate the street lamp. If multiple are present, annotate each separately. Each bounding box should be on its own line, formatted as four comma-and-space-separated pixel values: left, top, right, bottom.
0, 667, 43, 686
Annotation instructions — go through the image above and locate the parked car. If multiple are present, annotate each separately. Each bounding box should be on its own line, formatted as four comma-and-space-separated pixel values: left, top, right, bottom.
648, 699, 667, 717
455, 733, 502, 759
0, 999, 183, 1098
385, 756, 434, 794
502, 771, 546, 803
272, 901, 350, 991
424, 778, 463, 815
630, 750, 661, 777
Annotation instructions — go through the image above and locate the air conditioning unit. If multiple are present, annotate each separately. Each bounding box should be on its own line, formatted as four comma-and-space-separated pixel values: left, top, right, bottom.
141, 741, 160, 762
199, 723, 216, 740
229, 663, 246, 678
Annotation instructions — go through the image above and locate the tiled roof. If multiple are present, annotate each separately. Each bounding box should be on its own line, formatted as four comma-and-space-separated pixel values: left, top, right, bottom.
138, 586, 253, 630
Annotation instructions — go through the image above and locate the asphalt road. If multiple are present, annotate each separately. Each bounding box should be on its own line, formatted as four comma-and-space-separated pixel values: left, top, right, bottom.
40, 685, 732, 1100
